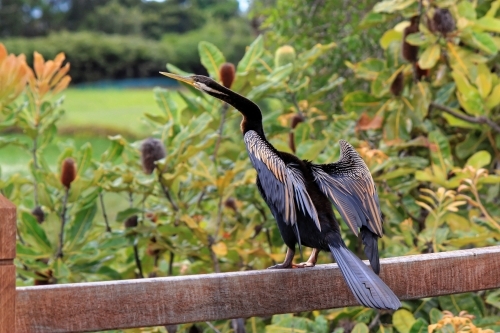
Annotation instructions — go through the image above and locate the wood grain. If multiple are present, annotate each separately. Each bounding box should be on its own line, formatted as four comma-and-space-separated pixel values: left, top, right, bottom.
0, 196, 16, 333
16, 246, 500, 333
0, 195, 16, 261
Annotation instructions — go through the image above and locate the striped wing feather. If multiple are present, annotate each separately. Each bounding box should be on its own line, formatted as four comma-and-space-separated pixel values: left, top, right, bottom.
312, 140, 383, 237
244, 130, 320, 232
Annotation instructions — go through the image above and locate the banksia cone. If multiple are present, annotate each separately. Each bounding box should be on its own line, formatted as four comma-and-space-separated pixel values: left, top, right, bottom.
274, 45, 296, 68
390, 72, 404, 96
32, 206, 45, 224
124, 215, 138, 228
291, 113, 305, 129
60, 158, 77, 189
414, 63, 430, 81
219, 62, 235, 89
224, 197, 238, 212
146, 236, 161, 257
140, 138, 166, 175
402, 16, 419, 63
432, 8, 455, 34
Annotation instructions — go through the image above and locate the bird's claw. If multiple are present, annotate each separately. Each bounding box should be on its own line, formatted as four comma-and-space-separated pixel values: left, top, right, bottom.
267, 263, 312, 269
297, 261, 316, 268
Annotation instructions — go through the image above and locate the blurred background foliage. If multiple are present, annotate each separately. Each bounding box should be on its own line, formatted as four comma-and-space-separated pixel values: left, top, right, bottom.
1, 0, 500, 333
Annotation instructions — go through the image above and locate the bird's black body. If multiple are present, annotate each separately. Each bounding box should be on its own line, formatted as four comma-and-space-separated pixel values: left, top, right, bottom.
160, 72, 401, 310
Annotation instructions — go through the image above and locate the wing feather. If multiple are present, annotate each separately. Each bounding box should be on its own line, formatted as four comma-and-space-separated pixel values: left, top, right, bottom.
244, 130, 321, 232
312, 140, 383, 237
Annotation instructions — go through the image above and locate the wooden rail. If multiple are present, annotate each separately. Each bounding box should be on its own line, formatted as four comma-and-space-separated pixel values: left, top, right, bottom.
0, 196, 16, 333
2, 196, 500, 333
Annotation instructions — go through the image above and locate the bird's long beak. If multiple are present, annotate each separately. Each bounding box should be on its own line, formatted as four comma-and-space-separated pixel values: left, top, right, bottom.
159, 72, 195, 86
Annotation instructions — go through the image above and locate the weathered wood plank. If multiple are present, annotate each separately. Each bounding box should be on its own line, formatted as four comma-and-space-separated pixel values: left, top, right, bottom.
16, 246, 500, 333
0, 196, 16, 333
0, 195, 16, 261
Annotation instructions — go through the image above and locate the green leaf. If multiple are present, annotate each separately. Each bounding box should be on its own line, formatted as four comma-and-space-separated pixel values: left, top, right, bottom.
237, 35, 264, 74
297, 42, 336, 69
438, 293, 485, 318
352, 323, 369, 333
486, 289, 500, 309
198, 41, 226, 80
21, 212, 52, 255
452, 70, 485, 116
429, 130, 452, 174
380, 30, 403, 49
166, 63, 191, 76
409, 319, 427, 333
486, 83, 500, 109
434, 83, 455, 105
405, 32, 436, 47
16, 243, 48, 260
343, 91, 383, 115
429, 308, 443, 324
297, 140, 328, 161
471, 31, 498, 55
384, 103, 410, 145
66, 203, 97, 251
102, 135, 126, 162
154, 88, 181, 122
418, 44, 441, 69
77, 143, 92, 177
393, 309, 416, 333
359, 12, 391, 29
457, 1, 476, 20
374, 0, 416, 13
466, 150, 491, 169
475, 16, 500, 33
116, 208, 143, 222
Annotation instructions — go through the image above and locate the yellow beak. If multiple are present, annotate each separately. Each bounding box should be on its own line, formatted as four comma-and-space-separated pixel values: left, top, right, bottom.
159, 72, 195, 86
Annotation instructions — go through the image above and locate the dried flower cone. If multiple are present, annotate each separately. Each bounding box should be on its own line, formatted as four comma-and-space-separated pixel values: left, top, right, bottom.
141, 138, 166, 174
402, 16, 419, 63
31, 206, 45, 224
414, 63, 430, 81
390, 72, 404, 96
124, 215, 139, 228
219, 63, 235, 89
0, 43, 31, 109
432, 8, 455, 34
29, 51, 71, 100
224, 198, 238, 212
60, 158, 77, 189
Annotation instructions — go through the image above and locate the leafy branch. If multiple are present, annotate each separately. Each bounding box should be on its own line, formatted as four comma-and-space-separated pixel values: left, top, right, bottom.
429, 102, 500, 134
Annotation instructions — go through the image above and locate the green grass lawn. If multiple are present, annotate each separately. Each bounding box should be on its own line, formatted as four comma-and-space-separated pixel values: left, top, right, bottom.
1, 87, 180, 176
59, 88, 160, 136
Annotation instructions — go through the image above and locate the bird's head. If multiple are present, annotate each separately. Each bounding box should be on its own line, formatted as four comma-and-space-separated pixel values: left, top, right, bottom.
160, 72, 228, 98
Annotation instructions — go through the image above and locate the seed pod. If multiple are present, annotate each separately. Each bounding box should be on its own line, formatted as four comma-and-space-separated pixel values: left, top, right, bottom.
219, 62, 235, 89
402, 16, 419, 63
31, 206, 45, 224
274, 45, 296, 68
433, 8, 455, 34
390, 72, 404, 96
414, 63, 430, 81
60, 158, 77, 189
145, 212, 158, 223
291, 113, 305, 129
124, 215, 138, 228
140, 138, 166, 175
224, 197, 238, 212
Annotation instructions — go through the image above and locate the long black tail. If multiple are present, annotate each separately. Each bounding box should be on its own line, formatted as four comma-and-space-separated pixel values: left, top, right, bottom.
328, 236, 400, 310
361, 226, 380, 275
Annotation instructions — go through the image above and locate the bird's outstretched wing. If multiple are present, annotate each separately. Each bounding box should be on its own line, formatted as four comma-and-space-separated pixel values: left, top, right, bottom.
244, 130, 321, 234
311, 140, 383, 237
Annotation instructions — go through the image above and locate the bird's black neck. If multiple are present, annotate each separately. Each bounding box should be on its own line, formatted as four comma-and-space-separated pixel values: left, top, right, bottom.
206, 85, 265, 137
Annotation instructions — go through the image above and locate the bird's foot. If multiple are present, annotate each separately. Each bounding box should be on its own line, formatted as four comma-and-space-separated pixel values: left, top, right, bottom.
267, 263, 309, 269
296, 261, 316, 268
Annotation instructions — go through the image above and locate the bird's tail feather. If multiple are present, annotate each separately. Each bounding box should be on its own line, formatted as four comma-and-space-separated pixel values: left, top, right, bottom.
328, 242, 400, 310
361, 227, 380, 275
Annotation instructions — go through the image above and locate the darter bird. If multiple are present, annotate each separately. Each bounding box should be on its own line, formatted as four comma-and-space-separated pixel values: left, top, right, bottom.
160, 72, 401, 310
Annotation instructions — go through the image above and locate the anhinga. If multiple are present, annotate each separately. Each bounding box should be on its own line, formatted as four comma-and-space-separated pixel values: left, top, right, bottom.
160, 72, 401, 310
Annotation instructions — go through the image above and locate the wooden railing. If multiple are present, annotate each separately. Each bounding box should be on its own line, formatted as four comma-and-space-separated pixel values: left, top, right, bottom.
2, 196, 500, 332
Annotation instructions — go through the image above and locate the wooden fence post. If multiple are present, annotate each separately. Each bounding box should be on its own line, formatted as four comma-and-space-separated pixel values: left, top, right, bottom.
0, 196, 16, 333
